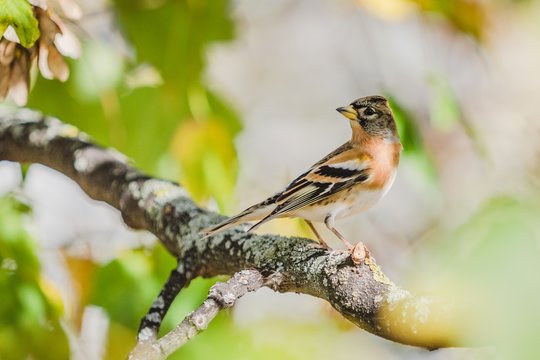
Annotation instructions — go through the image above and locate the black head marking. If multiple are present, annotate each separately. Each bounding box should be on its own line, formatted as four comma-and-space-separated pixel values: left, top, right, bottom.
351, 95, 388, 109
345, 95, 398, 139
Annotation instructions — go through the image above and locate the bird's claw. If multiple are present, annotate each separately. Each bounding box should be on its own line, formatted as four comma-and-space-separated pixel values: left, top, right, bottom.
350, 242, 370, 265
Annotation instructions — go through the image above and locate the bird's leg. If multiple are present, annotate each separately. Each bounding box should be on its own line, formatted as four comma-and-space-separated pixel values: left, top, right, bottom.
305, 220, 330, 249
324, 215, 369, 265
324, 215, 353, 249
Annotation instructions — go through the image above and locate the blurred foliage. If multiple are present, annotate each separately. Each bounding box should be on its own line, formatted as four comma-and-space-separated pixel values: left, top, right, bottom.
387, 94, 438, 181
411, 0, 488, 40
171, 117, 238, 209
387, 97, 424, 152
411, 195, 540, 358
358, 0, 489, 40
0, 195, 69, 359
27, 0, 242, 210
0, 0, 39, 47
360, 0, 536, 40
428, 73, 486, 156
174, 314, 378, 360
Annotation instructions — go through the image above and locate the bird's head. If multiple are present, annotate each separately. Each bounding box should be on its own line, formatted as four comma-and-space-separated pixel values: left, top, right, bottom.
337, 95, 398, 140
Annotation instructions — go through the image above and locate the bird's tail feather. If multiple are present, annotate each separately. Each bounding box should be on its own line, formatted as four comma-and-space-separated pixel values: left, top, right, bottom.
245, 213, 275, 233
200, 214, 249, 238
200, 201, 276, 238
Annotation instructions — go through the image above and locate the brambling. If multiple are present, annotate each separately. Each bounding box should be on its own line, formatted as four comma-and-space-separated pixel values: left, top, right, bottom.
201, 95, 402, 264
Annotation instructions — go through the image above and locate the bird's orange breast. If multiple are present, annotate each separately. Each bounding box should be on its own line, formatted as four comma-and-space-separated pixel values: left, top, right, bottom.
363, 138, 402, 190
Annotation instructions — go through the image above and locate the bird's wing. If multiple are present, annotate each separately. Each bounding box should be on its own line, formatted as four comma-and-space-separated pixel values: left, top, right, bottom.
247, 144, 372, 231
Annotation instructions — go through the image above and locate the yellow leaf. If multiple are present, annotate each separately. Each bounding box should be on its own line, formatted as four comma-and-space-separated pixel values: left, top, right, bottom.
356, 0, 417, 19
170, 118, 238, 210
63, 254, 98, 328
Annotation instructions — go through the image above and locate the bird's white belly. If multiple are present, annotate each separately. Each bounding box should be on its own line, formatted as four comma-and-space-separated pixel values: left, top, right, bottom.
289, 189, 382, 222
336, 189, 385, 219
337, 170, 397, 219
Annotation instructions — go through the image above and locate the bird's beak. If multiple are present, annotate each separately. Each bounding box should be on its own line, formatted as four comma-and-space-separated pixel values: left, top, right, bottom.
336, 105, 357, 120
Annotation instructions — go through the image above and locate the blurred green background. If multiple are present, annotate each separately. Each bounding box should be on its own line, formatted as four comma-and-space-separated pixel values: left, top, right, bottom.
1, 0, 540, 359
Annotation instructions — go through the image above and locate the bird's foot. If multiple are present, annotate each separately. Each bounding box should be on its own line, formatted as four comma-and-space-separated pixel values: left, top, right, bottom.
349, 242, 370, 265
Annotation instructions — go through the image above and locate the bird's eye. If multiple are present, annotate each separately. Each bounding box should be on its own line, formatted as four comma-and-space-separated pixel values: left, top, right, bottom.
364, 107, 376, 116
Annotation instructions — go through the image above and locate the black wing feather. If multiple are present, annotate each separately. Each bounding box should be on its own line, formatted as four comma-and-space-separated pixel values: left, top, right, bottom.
251, 169, 370, 229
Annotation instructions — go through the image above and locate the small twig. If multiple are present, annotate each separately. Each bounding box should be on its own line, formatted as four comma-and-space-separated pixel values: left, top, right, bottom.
129, 270, 264, 360
138, 262, 191, 342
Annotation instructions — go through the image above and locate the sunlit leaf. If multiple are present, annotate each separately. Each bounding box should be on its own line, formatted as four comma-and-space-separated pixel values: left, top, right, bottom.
104, 321, 137, 360
19, 163, 30, 182
0, 0, 40, 47
63, 255, 99, 327
356, 0, 417, 19
358, 0, 489, 40
170, 118, 238, 211
411, 0, 488, 40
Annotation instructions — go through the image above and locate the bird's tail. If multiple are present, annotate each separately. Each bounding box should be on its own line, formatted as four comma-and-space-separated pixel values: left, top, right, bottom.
200, 197, 277, 238
200, 213, 252, 238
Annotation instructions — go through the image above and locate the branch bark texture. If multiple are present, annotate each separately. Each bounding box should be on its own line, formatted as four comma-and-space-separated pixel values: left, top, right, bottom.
0, 109, 460, 350
130, 270, 264, 360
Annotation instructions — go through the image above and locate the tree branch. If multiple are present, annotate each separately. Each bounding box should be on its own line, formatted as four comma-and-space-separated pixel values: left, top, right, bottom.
130, 270, 264, 360
0, 109, 461, 353
137, 262, 191, 341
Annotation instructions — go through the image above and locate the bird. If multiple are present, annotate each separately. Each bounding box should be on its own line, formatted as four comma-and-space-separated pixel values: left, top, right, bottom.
201, 95, 402, 264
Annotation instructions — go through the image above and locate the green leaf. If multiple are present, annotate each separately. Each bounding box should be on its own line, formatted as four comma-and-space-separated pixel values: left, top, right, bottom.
386, 93, 438, 182
89, 251, 161, 329
0, 0, 40, 48
410, 0, 487, 41
386, 94, 422, 153
170, 118, 238, 211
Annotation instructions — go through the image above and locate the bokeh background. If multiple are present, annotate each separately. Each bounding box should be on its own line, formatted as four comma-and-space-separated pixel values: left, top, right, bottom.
1, 0, 540, 359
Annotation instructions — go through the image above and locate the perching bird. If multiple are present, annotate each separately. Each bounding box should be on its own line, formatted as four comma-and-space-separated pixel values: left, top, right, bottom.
201, 95, 402, 264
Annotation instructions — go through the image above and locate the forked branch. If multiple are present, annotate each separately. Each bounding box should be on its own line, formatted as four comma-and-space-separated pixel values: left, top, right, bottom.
130, 270, 264, 360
